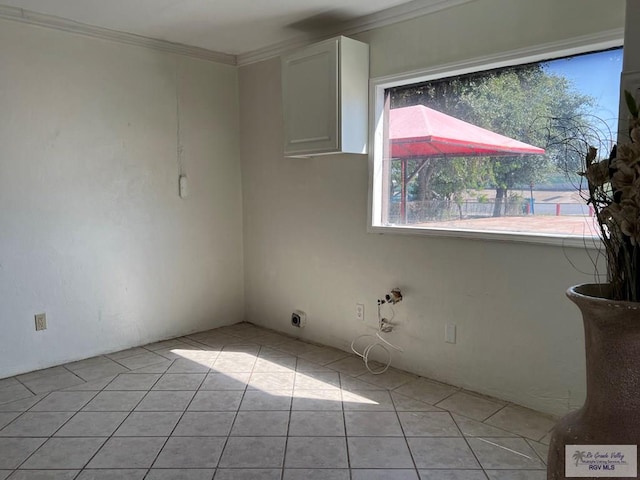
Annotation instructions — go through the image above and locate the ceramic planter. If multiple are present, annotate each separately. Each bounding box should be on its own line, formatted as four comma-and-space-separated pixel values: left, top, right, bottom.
547, 283, 640, 479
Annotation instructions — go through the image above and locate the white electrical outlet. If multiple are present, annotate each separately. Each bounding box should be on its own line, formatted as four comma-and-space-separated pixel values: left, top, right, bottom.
355, 303, 364, 321
35, 313, 47, 331
445, 323, 456, 344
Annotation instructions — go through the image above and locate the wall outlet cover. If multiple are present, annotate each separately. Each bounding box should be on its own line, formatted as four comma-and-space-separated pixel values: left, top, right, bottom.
445, 323, 456, 344
291, 310, 306, 328
35, 313, 47, 331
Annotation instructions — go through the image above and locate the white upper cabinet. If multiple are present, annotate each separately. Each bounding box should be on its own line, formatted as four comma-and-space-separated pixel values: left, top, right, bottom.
282, 36, 369, 157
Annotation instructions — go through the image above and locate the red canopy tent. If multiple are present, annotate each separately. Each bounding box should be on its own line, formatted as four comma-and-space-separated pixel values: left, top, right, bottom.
387, 105, 546, 222
390, 105, 546, 157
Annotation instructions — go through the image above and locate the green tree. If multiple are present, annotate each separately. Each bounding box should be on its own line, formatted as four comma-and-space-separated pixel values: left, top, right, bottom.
458, 65, 593, 216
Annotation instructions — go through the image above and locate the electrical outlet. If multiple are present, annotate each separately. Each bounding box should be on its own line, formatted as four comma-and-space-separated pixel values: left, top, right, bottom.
291, 310, 306, 328
355, 303, 364, 321
35, 313, 47, 331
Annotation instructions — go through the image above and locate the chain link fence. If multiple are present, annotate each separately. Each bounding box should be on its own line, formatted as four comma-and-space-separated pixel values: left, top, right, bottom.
388, 200, 591, 224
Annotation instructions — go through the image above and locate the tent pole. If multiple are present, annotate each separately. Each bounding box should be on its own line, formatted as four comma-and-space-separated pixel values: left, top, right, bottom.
401, 158, 407, 224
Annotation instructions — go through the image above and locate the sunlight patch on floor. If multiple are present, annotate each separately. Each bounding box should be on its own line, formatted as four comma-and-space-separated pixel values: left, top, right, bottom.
170, 347, 381, 405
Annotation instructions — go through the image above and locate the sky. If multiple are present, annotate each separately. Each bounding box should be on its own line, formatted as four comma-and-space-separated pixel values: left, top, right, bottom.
543, 47, 623, 143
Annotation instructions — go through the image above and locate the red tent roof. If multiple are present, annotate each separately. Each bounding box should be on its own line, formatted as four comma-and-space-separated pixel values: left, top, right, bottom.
389, 105, 545, 158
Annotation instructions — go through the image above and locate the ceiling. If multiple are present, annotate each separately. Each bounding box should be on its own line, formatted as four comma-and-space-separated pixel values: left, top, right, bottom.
0, 0, 467, 61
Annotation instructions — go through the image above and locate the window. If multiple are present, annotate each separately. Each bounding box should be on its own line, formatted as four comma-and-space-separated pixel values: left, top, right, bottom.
369, 43, 623, 245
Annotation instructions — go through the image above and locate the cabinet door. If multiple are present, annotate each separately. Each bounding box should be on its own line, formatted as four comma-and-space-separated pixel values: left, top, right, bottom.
282, 38, 339, 156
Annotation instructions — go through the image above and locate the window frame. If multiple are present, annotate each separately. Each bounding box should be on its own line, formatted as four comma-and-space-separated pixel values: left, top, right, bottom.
367, 31, 624, 248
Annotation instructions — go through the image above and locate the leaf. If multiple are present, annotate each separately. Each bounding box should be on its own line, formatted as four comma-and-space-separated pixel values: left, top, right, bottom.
625, 90, 639, 118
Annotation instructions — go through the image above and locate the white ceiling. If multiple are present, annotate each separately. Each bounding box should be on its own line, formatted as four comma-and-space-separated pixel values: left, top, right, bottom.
0, 0, 438, 57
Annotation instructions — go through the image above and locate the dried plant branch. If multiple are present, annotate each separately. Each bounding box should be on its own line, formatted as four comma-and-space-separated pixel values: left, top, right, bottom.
576, 91, 640, 301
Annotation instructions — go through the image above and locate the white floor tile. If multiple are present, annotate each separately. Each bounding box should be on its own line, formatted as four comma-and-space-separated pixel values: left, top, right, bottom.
0, 322, 560, 479
484, 405, 556, 441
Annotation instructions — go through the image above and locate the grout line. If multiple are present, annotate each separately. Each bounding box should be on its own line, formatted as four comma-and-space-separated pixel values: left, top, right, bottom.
389, 390, 421, 476
534, 425, 555, 443
279, 352, 297, 480
449, 411, 491, 478
12, 375, 37, 397
478, 410, 500, 423
525, 437, 549, 465
72, 366, 171, 472
12, 381, 115, 471
433, 388, 462, 406
213, 353, 252, 473
145, 368, 209, 472
344, 426, 353, 480
109, 354, 162, 372
63, 361, 121, 382
482, 402, 510, 425
140, 339, 187, 354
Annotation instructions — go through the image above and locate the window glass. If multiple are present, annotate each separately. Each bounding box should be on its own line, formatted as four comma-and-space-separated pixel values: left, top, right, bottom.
372, 47, 623, 240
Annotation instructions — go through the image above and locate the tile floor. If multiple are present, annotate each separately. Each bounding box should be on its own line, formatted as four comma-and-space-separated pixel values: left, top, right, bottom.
0, 323, 555, 479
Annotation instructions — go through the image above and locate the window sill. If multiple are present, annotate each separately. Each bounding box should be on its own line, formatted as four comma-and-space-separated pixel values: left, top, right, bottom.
367, 224, 602, 249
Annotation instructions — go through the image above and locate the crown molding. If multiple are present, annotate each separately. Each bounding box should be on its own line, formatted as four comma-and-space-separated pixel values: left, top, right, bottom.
237, 35, 319, 67
339, 0, 476, 38
0, 5, 237, 65
0, 0, 475, 67
371, 27, 625, 86
4, 0, 612, 70
237, 0, 477, 66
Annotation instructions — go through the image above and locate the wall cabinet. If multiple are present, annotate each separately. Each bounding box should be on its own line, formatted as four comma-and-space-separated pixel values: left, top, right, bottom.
282, 36, 369, 157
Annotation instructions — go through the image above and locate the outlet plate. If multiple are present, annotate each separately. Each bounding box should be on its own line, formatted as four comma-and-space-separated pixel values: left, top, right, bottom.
35, 313, 47, 331
445, 323, 456, 344
291, 310, 306, 328
355, 303, 364, 321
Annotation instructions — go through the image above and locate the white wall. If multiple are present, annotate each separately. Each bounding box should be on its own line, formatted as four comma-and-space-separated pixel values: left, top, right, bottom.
240, 0, 626, 416
0, 19, 244, 378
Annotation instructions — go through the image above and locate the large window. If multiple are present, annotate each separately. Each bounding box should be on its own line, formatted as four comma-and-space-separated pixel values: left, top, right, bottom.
369, 44, 623, 245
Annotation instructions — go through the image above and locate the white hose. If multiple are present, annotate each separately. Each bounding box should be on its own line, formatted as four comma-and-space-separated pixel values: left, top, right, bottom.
350, 331, 403, 375
351, 299, 404, 375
